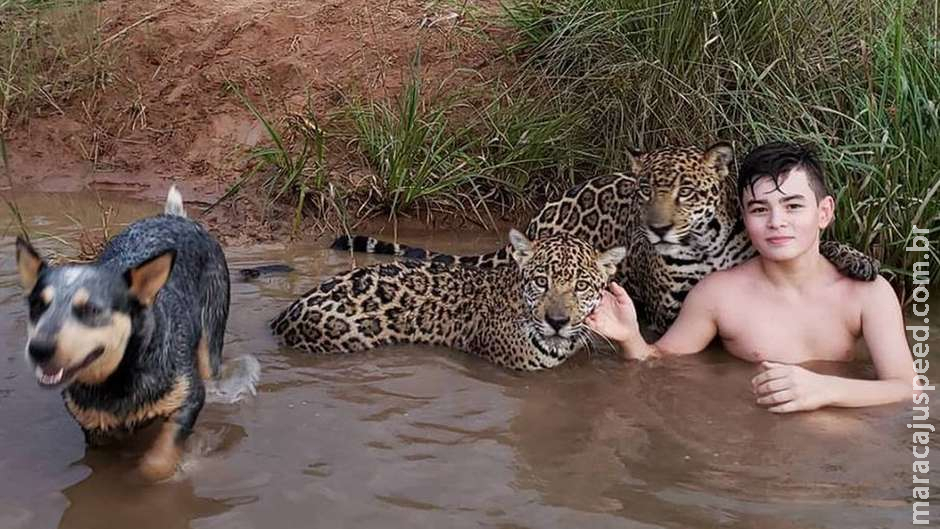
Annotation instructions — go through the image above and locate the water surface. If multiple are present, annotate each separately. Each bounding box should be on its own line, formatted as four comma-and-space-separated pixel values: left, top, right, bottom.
0, 192, 936, 528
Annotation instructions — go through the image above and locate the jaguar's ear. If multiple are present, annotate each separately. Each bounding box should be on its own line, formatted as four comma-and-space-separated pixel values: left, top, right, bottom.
508, 229, 534, 266
704, 142, 734, 175
625, 147, 644, 175
597, 246, 626, 278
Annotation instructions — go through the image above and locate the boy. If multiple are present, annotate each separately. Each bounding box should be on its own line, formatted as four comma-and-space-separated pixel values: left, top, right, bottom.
586, 142, 914, 413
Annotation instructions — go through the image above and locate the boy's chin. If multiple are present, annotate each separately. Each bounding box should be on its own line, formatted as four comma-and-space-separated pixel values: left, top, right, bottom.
756, 242, 813, 262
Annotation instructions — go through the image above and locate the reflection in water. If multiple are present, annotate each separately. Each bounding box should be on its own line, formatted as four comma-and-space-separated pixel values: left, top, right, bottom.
0, 192, 936, 528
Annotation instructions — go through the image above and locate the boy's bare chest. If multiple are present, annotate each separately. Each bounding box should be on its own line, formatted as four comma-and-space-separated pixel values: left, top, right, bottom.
716, 291, 862, 363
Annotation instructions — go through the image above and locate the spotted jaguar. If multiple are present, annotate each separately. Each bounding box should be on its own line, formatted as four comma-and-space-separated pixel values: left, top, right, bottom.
272, 230, 625, 370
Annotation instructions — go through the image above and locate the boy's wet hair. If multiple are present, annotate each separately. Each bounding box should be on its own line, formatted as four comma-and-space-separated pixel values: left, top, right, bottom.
737, 141, 830, 202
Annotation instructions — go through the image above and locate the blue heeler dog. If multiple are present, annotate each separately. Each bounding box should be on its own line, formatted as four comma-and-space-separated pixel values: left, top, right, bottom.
14, 187, 230, 480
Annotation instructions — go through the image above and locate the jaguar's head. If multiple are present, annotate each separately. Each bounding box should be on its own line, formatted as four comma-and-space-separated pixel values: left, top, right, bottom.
629, 142, 735, 258
509, 229, 626, 365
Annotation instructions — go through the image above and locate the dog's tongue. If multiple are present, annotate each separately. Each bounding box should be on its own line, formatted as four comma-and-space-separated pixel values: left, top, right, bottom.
35, 365, 64, 386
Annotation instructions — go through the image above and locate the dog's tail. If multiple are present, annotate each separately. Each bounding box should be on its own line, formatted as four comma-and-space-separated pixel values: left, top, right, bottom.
164, 185, 187, 218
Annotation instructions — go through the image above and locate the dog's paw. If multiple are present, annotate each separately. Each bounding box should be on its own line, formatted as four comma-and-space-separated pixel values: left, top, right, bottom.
139, 448, 181, 482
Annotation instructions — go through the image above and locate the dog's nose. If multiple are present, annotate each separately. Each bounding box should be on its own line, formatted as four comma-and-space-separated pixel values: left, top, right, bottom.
545, 315, 570, 331
649, 224, 673, 238
28, 341, 57, 365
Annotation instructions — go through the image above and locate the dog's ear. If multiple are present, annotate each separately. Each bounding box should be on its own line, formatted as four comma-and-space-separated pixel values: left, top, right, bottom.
126, 250, 176, 306
15, 236, 46, 292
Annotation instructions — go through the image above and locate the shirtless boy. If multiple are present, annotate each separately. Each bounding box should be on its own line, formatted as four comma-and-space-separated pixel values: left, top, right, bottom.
586, 141, 914, 413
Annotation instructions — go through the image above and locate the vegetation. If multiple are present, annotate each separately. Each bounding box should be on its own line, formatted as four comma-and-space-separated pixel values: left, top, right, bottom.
0, 0, 110, 132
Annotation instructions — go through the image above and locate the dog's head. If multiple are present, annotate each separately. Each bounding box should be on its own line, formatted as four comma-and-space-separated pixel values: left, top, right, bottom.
15, 237, 175, 388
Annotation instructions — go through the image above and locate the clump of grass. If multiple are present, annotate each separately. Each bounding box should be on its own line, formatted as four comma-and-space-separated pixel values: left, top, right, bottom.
349, 70, 482, 219
0, 0, 110, 131
347, 59, 589, 222
209, 85, 334, 235
501, 0, 939, 289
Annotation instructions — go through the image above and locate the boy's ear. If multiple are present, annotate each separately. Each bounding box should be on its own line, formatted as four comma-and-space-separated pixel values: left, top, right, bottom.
597, 246, 627, 278
508, 229, 534, 266
126, 250, 176, 306
15, 236, 46, 292
818, 195, 835, 229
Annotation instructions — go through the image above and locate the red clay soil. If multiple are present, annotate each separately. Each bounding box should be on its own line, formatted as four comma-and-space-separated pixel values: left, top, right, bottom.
4, 0, 506, 244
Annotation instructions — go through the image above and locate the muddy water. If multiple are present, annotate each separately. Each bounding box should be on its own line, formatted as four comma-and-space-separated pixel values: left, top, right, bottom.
0, 192, 937, 529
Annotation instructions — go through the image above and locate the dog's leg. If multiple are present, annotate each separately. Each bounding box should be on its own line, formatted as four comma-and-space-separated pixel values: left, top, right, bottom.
196, 335, 212, 381
82, 427, 117, 447
139, 380, 205, 481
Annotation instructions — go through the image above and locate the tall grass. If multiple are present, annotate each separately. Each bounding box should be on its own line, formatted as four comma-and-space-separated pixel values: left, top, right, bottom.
0, 0, 108, 131
503, 0, 939, 289
349, 74, 481, 218
347, 60, 589, 222
208, 85, 332, 235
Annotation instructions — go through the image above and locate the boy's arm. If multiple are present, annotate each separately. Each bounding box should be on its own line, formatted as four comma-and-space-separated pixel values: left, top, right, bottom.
752, 277, 913, 412
586, 277, 721, 360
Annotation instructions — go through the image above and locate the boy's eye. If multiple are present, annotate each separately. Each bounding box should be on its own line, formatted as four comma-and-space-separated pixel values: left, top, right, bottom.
749, 207, 767, 214
787, 204, 803, 210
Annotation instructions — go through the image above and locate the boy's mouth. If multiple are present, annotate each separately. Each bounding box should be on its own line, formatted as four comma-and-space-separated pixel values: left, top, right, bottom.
766, 236, 794, 246
34, 346, 105, 388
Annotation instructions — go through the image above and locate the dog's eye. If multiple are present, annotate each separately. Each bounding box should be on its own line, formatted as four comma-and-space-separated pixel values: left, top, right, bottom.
74, 303, 102, 320
29, 298, 49, 318
575, 280, 592, 292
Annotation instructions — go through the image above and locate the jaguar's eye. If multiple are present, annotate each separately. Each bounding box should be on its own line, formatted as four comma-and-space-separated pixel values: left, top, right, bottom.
678, 187, 694, 199
575, 280, 592, 292
533, 276, 549, 289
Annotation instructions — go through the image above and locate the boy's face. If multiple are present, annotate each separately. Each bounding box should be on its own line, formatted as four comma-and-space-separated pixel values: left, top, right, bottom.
742, 167, 834, 262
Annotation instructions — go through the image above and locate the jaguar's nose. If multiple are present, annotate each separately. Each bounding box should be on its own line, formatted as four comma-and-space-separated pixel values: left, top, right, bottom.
649, 223, 673, 238
545, 315, 570, 332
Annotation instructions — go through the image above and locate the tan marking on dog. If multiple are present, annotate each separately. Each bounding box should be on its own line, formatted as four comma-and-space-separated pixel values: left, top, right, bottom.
40, 286, 55, 305
55, 313, 132, 385
139, 418, 182, 481
65, 376, 191, 432
196, 335, 212, 380
72, 288, 89, 307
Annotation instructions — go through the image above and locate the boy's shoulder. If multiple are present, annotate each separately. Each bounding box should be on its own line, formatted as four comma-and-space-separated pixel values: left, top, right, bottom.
696, 257, 761, 291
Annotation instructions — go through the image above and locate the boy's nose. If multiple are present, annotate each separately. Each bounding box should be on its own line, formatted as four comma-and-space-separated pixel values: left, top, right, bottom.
28, 340, 57, 365
767, 211, 788, 228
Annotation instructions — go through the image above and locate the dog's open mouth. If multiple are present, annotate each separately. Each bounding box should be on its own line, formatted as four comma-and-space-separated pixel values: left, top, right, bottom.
34, 346, 105, 388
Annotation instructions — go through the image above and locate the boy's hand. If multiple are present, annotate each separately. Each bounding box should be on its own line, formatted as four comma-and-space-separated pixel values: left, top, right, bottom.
585, 282, 642, 350
751, 361, 833, 413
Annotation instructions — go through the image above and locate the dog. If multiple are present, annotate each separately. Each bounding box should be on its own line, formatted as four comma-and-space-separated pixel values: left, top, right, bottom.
14, 186, 230, 480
